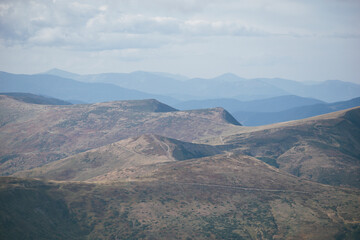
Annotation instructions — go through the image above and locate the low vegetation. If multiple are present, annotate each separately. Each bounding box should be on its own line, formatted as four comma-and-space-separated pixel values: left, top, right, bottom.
1, 95, 360, 239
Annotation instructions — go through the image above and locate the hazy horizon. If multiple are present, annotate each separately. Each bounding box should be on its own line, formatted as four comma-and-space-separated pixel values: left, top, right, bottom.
0, 0, 359, 83
1, 67, 359, 85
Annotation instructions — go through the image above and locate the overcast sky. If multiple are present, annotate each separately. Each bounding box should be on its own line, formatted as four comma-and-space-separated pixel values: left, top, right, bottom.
0, 0, 359, 83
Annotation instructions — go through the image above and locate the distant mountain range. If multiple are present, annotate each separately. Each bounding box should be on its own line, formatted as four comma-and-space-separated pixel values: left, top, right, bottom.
44, 68, 360, 102
0, 92, 72, 105
0, 71, 178, 105
45, 68, 191, 100
1, 69, 360, 126
233, 97, 360, 126
173, 95, 360, 126
174, 95, 325, 113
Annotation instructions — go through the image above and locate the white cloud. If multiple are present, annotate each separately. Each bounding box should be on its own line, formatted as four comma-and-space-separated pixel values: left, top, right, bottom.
0, 1, 273, 50
1, 0, 359, 49
0, 0, 359, 83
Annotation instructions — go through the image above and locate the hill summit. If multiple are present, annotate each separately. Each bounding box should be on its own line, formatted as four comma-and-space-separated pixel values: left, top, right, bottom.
94, 99, 178, 113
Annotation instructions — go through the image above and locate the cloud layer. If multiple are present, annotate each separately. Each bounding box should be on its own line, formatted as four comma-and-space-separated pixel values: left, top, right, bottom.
0, 0, 359, 83
1, 0, 358, 50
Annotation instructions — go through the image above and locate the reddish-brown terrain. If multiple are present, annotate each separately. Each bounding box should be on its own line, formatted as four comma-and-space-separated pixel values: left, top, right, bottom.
0, 95, 239, 175
1, 94, 360, 239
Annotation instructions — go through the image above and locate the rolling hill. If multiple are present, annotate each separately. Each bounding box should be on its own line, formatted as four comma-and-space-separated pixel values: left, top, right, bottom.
201, 107, 360, 188
15, 134, 224, 181
1, 91, 360, 239
2, 94, 360, 188
2, 153, 360, 239
0, 95, 240, 175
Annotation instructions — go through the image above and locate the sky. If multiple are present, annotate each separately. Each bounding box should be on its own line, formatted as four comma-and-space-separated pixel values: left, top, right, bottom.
0, 0, 359, 83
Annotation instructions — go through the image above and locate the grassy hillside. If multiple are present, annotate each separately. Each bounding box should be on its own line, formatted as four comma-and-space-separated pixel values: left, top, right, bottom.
0, 95, 239, 175
0, 177, 89, 240
2, 163, 360, 239
1, 96, 360, 239
16, 134, 224, 181
202, 107, 360, 188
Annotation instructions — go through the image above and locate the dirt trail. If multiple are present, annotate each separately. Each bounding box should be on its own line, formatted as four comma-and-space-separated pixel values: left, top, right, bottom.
166, 181, 311, 194
151, 135, 172, 159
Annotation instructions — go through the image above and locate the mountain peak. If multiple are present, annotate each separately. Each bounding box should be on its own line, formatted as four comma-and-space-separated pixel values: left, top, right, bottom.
213, 73, 243, 81
122, 134, 223, 161
142, 99, 178, 112
216, 107, 242, 126
42, 68, 80, 79
96, 99, 178, 113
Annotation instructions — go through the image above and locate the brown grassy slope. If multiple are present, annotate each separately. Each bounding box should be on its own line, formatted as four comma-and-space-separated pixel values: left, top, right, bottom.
1, 153, 360, 240
0, 177, 89, 240
200, 107, 360, 188
83, 153, 360, 239
0, 96, 239, 175
15, 134, 224, 181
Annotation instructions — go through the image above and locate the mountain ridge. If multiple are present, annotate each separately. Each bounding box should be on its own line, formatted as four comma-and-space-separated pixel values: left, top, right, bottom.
1, 93, 360, 239
14, 133, 224, 181
42, 68, 360, 102
175, 95, 325, 113
0, 92, 72, 105
0, 71, 178, 105
234, 96, 360, 126
202, 107, 360, 188
0, 95, 240, 175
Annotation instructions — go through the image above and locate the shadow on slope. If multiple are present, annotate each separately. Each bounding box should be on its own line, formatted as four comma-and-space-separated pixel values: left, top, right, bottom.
220, 107, 360, 188
0, 96, 239, 175
14, 134, 225, 181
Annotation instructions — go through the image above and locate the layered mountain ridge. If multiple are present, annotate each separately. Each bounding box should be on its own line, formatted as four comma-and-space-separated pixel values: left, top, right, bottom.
42, 69, 360, 102
2, 69, 360, 127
